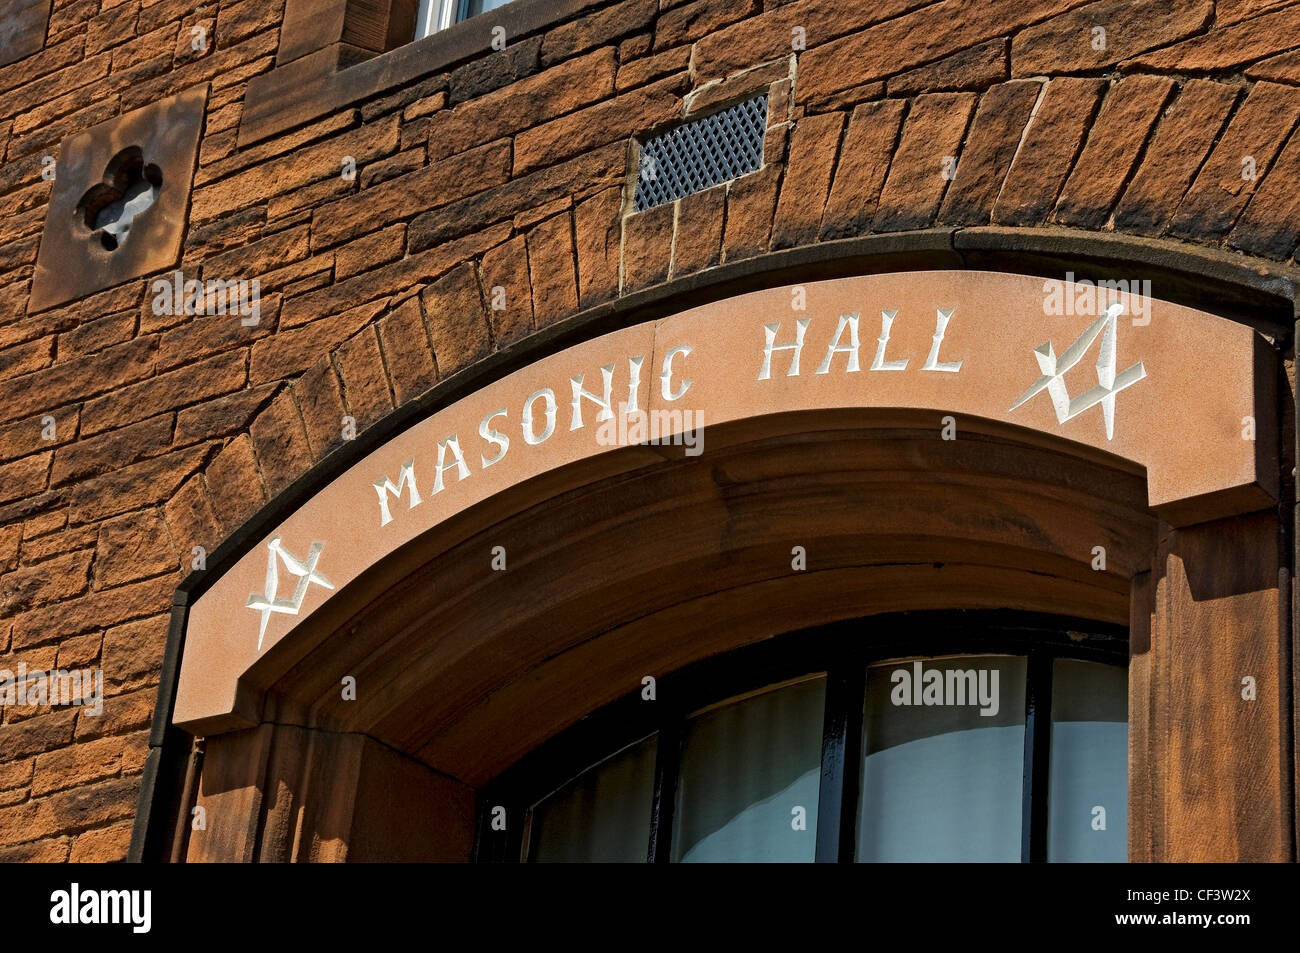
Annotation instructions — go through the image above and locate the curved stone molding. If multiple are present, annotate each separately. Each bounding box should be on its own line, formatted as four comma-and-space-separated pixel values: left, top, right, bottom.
172, 269, 1276, 732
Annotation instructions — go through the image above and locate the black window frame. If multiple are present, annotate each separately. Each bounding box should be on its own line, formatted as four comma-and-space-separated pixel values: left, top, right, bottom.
474, 610, 1128, 863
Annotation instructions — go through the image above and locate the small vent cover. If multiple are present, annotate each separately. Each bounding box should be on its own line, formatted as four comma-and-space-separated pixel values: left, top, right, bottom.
633, 94, 768, 212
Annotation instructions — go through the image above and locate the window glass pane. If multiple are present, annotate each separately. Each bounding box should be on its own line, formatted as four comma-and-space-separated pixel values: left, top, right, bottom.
1048, 659, 1127, 862
462, 0, 513, 19
672, 676, 825, 862
527, 734, 656, 862
858, 656, 1026, 862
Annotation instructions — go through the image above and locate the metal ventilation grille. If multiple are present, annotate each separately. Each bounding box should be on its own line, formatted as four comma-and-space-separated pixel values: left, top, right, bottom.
634, 94, 768, 212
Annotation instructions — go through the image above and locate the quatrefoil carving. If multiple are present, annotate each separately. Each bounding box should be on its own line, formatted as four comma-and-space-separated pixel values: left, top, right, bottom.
74, 146, 163, 252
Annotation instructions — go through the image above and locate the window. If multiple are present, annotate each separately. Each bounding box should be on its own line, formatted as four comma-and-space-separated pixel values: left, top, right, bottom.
478, 613, 1129, 862
415, 0, 515, 39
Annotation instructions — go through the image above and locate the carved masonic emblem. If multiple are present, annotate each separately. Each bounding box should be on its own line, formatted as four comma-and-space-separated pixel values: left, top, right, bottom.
246, 537, 335, 650
1010, 303, 1146, 440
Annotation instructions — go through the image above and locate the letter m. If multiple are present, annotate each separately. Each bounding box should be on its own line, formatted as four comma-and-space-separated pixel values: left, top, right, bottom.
374, 459, 421, 527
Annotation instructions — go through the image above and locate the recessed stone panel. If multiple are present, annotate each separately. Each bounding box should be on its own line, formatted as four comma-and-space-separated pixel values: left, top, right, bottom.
28, 85, 209, 314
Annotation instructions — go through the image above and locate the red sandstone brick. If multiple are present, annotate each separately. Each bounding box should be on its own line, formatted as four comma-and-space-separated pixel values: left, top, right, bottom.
173, 385, 278, 445
654, 0, 760, 51
541, 0, 656, 65
0, 337, 158, 428
1111, 79, 1241, 235
0, 709, 77, 763
0, 453, 50, 506
334, 326, 395, 433
0, 776, 139, 846
992, 78, 1105, 227
191, 116, 400, 223
0, 406, 78, 465
95, 510, 175, 588
66, 445, 213, 526
723, 165, 782, 262
771, 111, 845, 249
875, 92, 977, 231
1229, 126, 1300, 259
574, 186, 624, 308
80, 350, 248, 437
336, 224, 406, 281
1013, 0, 1212, 76
164, 474, 224, 566
1125, 2, 1300, 71
293, 355, 351, 460
479, 237, 534, 348
693, 0, 930, 82
32, 731, 148, 797
797, 0, 1087, 103
101, 617, 170, 694
375, 296, 440, 406
623, 201, 675, 292
513, 74, 689, 176
526, 213, 580, 327
56, 631, 102, 671
1167, 82, 1300, 241
1053, 76, 1176, 229
19, 526, 99, 567
311, 138, 510, 251
0, 550, 92, 617
421, 262, 492, 376
937, 81, 1040, 226
673, 184, 727, 277
204, 434, 266, 532
249, 389, 315, 497
69, 821, 135, 862
888, 39, 1009, 98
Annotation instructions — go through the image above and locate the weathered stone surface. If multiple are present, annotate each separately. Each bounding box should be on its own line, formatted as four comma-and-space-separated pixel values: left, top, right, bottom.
875, 92, 977, 231
204, 435, 266, 532
1125, 2, 1300, 71
992, 78, 1105, 226
574, 185, 625, 308
448, 36, 541, 105
249, 389, 314, 497
163, 474, 224, 563
95, 510, 175, 588
334, 326, 394, 432
653, 0, 758, 52
1167, 82, 1300, 241
527, 213, 580, 326
937, 81, 1040, 226
623, 201, 675, 292
1111, 79, 1241, 235
673, 184, 727, 276
798, 0, 1087, 103
1013, 0, 1213, 76
0, 550, 92, 617
513, 74, 688, 175
1053, 76, 1176, 228
722, 164, 781, 262
335, 224, 406, 281
693, 0, 930, 81
312, 138, 510, 251
541, 0, 657, 64
429, 48, 616, 163
889, 39, 1009, 97
421, 263, 491, 377
81, 351, 248, 437
479, 236, 534, 348
293, 355, 350, 461
1228, 127, 1300, 259
771, 111, 845, 249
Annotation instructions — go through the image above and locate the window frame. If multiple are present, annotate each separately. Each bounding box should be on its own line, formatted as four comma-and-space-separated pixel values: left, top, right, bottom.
474, 610, 1128, 863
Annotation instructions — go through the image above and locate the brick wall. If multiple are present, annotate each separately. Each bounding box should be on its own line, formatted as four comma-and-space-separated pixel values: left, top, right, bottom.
2, 0, 1300, 861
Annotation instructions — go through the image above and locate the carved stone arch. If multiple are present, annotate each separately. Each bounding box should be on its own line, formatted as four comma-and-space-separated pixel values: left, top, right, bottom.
131, 237, 1294, 863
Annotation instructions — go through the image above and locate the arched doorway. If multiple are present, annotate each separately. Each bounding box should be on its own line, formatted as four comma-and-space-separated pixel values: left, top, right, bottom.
135, 263, 1290, 863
